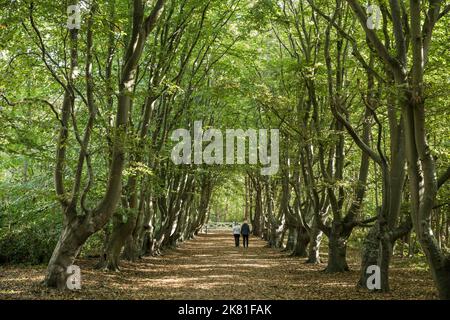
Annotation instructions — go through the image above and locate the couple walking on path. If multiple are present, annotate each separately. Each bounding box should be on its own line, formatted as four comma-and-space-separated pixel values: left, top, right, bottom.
232, 220, 250, 248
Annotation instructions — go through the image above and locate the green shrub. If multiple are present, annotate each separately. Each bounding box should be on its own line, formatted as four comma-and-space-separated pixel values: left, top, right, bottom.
0, 218, 61, 265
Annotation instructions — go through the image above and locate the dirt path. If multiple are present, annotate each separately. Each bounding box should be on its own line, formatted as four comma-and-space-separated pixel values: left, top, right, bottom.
0, 232, 437, 299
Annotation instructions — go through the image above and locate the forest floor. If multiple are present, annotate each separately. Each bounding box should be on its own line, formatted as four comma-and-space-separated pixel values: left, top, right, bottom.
0, 232, 438, 299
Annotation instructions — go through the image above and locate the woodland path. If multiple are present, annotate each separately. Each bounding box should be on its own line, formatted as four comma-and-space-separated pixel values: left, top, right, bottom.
0, 233, 437, 299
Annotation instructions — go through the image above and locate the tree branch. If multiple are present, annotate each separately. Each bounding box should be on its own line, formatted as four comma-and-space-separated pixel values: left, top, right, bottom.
437, 166, 450, 189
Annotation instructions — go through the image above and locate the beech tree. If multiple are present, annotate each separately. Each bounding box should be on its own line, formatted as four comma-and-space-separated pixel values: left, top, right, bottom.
344, 0, 450, 299
1, 0, 448, 300
18, 0, 166, 288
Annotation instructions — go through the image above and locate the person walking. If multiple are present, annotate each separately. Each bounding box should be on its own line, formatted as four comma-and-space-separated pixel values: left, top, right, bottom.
241, 220, 250, 248
232, 222, 241, 247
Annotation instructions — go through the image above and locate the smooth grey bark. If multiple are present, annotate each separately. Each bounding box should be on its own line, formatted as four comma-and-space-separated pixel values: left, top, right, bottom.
45, 219, 91, 289
306, 218, 323, 264
283, 227, 297, 252
44, 0, 166, 288
123, 195, 152, 261
324, 221, 350, 272
291, 226, 310, 257
345, 0, 450, 299
250, 175, 263, 237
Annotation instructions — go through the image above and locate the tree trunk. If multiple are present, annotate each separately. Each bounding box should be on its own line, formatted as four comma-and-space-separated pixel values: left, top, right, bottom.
44, 221, 90, 289
306, 220, 323, 264
252, 179, 262, 237
291, 227, 310, 257
283, 227, 296, 252
379, 229, 392, 292
97, 213, 137, 271
358, 224, 379, 287
324, 224, 349, 272
122, 192, 150, 262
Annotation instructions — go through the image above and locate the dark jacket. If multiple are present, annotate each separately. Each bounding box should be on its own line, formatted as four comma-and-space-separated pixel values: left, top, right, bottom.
241, 223, 250, 235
